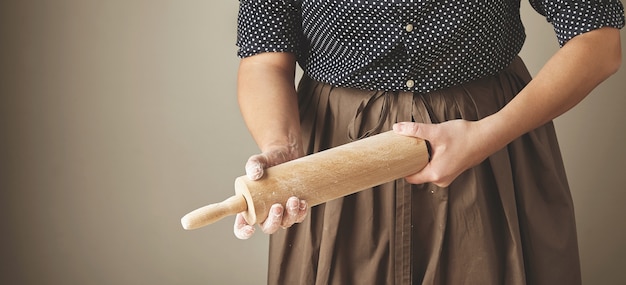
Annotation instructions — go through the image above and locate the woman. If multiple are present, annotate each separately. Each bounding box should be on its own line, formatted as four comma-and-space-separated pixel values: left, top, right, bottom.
232, 1, 623, 284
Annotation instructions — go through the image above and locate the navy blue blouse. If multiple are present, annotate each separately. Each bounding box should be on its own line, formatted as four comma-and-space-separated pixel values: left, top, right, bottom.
237, 0, 624, 93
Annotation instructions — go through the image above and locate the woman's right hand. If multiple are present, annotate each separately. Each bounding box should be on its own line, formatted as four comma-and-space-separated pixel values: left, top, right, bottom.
233, 145, 308, 240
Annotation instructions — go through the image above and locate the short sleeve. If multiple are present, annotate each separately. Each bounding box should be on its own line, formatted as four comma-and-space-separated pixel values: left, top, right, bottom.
236, 0, 303, 58
529, 0, 625, 46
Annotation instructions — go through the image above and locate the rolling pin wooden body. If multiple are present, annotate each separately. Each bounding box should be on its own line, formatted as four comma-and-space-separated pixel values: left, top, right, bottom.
181, 131, 429, 230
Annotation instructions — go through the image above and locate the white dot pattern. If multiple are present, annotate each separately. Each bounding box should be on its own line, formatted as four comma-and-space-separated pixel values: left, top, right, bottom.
531, 0, 625, 45
237, 0, 624, 93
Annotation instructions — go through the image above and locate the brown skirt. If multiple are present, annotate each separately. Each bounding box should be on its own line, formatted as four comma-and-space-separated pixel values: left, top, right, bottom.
267, 57, 581, 285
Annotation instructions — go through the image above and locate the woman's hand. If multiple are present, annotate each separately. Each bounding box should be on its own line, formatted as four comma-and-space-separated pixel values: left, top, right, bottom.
233, 145, 308, 240
393, 120, 501, 187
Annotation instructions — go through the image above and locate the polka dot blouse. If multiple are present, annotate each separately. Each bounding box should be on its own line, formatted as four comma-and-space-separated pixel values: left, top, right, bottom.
236, 0, 624, 93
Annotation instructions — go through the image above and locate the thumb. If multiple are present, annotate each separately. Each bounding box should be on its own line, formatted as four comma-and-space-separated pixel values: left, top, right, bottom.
392, 122, 434, 140
234, 213, 255, 240
245, 154, 268, 180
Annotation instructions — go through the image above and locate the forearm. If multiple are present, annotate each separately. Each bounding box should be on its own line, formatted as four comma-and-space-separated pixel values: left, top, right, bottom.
482, 27, 622, 150
237, 52, 302, 153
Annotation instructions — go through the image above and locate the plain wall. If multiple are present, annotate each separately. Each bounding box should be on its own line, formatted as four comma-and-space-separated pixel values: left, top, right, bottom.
0, 1, 624, 284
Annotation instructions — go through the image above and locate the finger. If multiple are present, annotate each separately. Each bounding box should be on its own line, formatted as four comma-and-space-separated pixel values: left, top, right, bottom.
245, 154, 267, 180
280, 197, 301, 227
393, 122, 433, 140
233, 213, 255, 240
404, 164, 452, 187
393, 122, 420, 136
294, 200, 308, 223
404, 165, 432, 185
260, 204, 284, 234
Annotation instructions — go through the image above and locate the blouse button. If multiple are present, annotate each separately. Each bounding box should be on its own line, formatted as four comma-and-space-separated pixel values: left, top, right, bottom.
406, 80, 415, 88
405, 24, 414, 32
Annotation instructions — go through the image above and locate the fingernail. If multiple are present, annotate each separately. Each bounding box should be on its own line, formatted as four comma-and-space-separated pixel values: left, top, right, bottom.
393, 123, 402, 131
272, 206, 283, 216
299, 200, 307, 211
287, 199, 299, 210
246, 164, 263, 180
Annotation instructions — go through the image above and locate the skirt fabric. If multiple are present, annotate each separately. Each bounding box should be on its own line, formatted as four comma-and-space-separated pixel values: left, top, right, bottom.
267, 57, 581, 285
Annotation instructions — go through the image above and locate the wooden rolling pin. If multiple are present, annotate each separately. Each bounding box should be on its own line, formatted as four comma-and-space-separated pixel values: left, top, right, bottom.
181, 131, 429, 230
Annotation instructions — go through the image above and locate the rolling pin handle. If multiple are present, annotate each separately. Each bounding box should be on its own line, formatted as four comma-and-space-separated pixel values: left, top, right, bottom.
180, 194, 248, 230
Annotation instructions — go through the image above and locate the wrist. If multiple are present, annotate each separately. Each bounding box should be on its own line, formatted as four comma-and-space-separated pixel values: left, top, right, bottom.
258, 131, 304, 159
475, 114, 521, 153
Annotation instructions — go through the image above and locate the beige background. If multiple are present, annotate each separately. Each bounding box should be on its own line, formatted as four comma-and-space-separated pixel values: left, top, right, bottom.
0, 1, 624, 284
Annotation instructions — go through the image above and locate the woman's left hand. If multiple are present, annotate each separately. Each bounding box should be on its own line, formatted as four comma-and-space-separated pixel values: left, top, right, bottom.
393, 120, 500, 187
